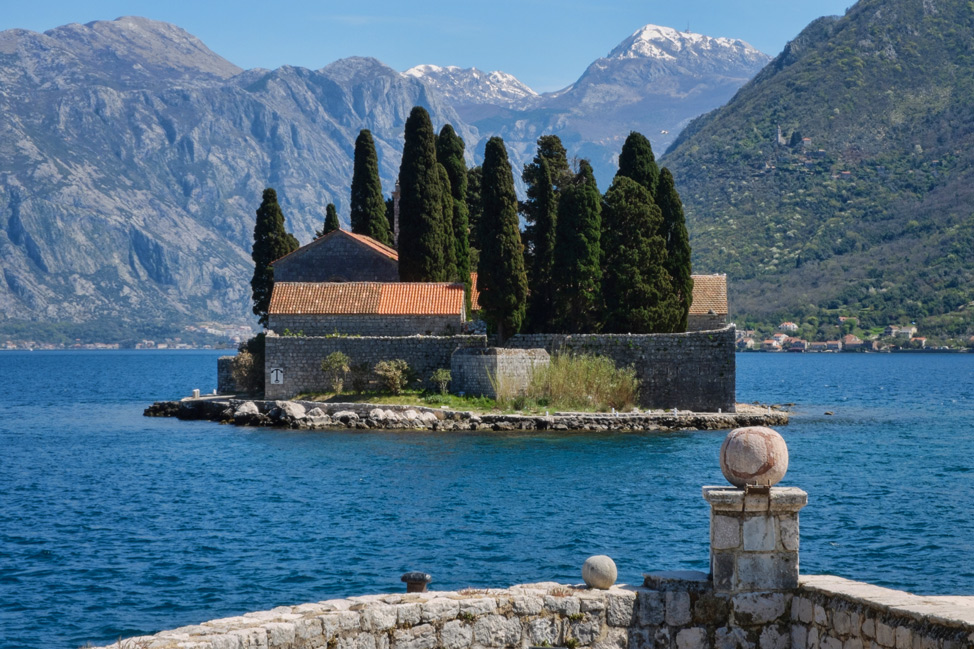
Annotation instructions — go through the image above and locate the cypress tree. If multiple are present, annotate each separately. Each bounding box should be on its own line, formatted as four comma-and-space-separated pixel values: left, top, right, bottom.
524, 157, 558, 332
397, 106, 446, 281
250, 187, 299, 327
520, 135, 570, 332
436, 124, 472, 311
656, 167, 693, 331
466, 165, 482, 251
552, 161, 602, 333
615, 131, 660, 198
349, 129, 392, 245
316, 203, 341, 238
601, 176, 679, 333
478, 137, 527, 341
435, 162, 458, 282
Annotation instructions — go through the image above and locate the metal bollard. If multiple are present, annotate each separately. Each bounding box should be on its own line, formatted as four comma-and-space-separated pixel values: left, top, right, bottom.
401, 572, 432, 593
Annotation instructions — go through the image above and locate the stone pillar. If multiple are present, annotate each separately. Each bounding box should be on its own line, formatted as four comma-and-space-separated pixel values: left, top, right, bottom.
702, 485, 807, 593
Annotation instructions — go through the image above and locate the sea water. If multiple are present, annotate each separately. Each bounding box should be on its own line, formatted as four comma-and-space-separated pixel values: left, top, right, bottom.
1, 351, 972, 648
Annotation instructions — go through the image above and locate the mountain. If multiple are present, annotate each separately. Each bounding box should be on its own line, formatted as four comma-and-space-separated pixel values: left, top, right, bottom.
663, 0, 974, 338
0, 18, 469, 340
403, 64, 538, 109
409, 25, 769, 186
0, 17, 766, 343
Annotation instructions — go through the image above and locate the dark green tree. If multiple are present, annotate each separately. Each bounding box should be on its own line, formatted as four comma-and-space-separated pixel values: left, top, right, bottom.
656, 167, 693, 331
553, 160, 602, 333
436, 124, 472, 312
435, 162, 458, 282
477, 137, 527, 341
384, 196, 396, 244
601, 176, 679, 333
397, 106, 448, 281
349, 129, 392, 245
524, 157, 558, 332
316, 203, 341, 238
466, 165, 482, 251
615, 131, 660, 198
520, 135, 571, 331
251, 187, 299, 327
552, 161, 602, 333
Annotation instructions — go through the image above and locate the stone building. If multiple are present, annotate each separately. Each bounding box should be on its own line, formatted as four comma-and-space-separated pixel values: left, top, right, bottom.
267, 281, 466, 336
272, 229, 398, 283
687, 274, 728, 331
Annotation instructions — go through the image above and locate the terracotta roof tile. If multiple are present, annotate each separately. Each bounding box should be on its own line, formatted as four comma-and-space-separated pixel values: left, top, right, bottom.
269, 282, 463, 316
689, 274, 728, 315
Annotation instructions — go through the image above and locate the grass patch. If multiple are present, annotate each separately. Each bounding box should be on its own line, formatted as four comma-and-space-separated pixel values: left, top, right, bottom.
294, 389, 498, 412
497, 353, 639, 413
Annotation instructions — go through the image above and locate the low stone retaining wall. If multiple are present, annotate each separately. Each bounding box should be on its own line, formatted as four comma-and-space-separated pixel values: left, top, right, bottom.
264, 334, 487, 400
451, 348, 550, 399
91, 573, 974, 649
505, 327, 735, 413
793, 575, 974, 649
148, 398, 788, 433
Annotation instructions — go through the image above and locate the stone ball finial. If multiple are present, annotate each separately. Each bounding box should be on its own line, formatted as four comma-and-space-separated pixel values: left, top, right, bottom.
582, 555, 617, 589
719, 426, 789, 488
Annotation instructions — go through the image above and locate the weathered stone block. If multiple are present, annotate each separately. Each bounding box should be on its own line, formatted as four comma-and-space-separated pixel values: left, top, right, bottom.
421, 598, 459, 623
791, 624, 808, 649
393, 624, 437, 649
593, 627, 627, 649
544, 595, 581, 616
665, 591, 692, 626
606, 591, 637, 626
894, 627, 912, 649
362, 605, 397, 631
715, 626, 751, 649
821, 634, 842, 649
861, 618, 875, 639
571, 619, 602, 645
675, 627, 708, 649
636, 591, 665, 626
843, 637, 864, 649
440, 620, 473, 649
742, 516, 776, 551
731, 592, 788, 625
472, 615, 521, 647
511, 596, 543, 616
693, 592, 730, 625
524, 617, 559, 646
713, 515, 741, 550
713, 553, 736, 592
875, 621, 895, 647
397, 604, 422, 627
759, 625, 789, 649
814, 604, 827, 626
459, 598, 496, 617
779, 514, 799, 552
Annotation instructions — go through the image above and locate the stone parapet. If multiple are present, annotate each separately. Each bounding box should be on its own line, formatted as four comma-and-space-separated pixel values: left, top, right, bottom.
703, 486, 808, 594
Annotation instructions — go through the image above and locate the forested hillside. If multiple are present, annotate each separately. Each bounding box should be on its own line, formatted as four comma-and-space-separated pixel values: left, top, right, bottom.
665, 0, 974, 338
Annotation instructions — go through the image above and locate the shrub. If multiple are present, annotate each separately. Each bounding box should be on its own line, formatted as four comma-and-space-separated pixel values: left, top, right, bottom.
523, 353, 639, 412
374, 359, 411, 395
430, 368, 451, 395
320, 351, 351, 394
350, 362, 372, 393
230, 350, 261, 396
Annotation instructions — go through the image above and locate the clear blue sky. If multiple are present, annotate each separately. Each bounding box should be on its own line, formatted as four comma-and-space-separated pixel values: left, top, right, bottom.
4, 0, 853, 91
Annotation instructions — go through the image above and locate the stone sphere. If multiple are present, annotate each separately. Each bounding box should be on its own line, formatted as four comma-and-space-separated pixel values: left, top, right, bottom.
719, 426, 789, 488
582, 555, 617, 589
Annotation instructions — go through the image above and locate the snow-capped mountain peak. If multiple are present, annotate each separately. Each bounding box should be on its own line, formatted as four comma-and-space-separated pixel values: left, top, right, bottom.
608, 24, 766, 66
404, 64, 537, 107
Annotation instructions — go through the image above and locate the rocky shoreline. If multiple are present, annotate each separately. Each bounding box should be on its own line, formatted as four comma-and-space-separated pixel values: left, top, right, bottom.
144, 398, 788, 432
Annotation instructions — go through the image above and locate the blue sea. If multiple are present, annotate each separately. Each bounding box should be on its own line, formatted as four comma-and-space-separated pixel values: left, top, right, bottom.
1, 351, 973, 649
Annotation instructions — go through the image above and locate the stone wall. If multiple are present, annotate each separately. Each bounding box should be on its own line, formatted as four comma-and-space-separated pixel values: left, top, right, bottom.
217, 356, 237, 394
274, 233, 399, 282
269, 314, 465, 337
792, 575, 974, 649
687, 314, 725, 332
505, 326, 736, 412
451, 348, 550, 399
264, 334, 486, 400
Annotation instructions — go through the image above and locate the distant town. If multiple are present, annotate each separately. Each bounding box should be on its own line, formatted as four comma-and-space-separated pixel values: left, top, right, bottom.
1, 323, 253, 351
735, 316, 969, 352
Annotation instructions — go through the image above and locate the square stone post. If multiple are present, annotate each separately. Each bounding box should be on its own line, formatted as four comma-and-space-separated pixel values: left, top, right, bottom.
702, 486, 807, 593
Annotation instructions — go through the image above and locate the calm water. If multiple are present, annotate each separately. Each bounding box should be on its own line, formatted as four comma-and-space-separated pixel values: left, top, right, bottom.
1, 351, 973, 649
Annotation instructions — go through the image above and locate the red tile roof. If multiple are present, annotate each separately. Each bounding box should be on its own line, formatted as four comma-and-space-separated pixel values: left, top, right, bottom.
689, 274, 728, 315
470, 272, 480, 311
269, 282, 463, 316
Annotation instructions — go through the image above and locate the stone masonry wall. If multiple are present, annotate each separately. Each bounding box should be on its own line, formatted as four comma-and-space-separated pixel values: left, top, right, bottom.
687, 315, 725, 332
94, 573, 974, 649
217, 356, 237, 394
506, 326, 736, 412
451, 348, 550, 399
270, 314, 464, 337
792, 575, 974, 649
274, 233, 399, 282
265, 334, 486, 400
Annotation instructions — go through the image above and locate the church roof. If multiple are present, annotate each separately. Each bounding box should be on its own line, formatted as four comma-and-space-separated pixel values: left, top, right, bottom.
689, 274, 728, 315
270, 228, 398, 266
269, 282, 463, 316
